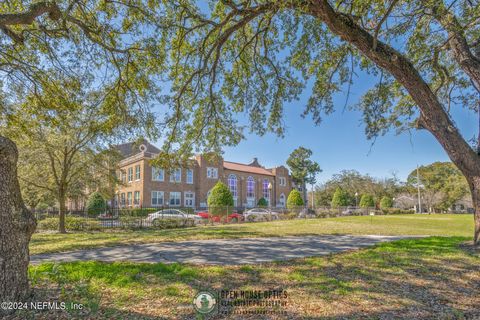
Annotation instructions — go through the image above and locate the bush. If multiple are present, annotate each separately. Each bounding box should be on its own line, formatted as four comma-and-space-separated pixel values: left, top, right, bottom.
359, 194, 375, 208
331, 188, 349, 208
118, 208, 158, 217
86, 192, 106, 216
257, 197, 268, 207
381, 208, 415, 215
208, 181, 234, 215
287, 189, 304, 210
37, 216, 102, 231
380, 196, 393, 209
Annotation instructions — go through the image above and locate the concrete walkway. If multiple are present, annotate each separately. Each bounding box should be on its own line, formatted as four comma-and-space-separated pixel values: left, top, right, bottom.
30, 235, 412, 265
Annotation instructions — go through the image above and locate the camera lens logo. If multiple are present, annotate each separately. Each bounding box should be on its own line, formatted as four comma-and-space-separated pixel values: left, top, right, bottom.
193, 291, 217, 314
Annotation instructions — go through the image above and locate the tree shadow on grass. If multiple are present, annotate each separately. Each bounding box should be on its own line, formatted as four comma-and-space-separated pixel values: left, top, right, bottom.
23, 236, 480, 319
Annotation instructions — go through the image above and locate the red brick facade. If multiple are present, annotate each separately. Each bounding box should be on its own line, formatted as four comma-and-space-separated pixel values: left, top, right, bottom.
115, 142, 295, 208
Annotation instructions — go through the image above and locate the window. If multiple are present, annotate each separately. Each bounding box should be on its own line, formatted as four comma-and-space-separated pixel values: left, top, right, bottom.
151, 191, 164, 206
186, 169, 194, 184
279, 177, 286, 186
127, 167, 133, 182
184, 192, 195, 207
263, 179, 270, 205
207, 167, 218, 179
135, 165, 141, 180
120, 193, 126, 206
170, 168, 181, 183
152, 167, 164, 181
121, 171, 126, 183
169, 192, 181, 206
279, 193, 286, 207
127, 192, 132, 206
134, 191, 140, 206
246, 176, 255, 198
228, 174, 237, 197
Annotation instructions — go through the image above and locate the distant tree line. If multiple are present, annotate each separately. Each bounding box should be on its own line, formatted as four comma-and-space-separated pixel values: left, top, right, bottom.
312, 163, 470, 211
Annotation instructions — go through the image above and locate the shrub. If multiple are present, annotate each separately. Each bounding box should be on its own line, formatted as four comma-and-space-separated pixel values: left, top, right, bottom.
380, 196, 393, 209
359, 194, 375, 208
37, 216, 101, 231
86, 192, 106, 216
207, 181, 234, 215
257, 197, 268, 207
381, 208, 415, 215
331, 188, 349, 208
287, 189, 304, 210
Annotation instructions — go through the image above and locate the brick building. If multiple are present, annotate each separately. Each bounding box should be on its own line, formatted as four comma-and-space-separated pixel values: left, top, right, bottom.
114, 140, 296, 209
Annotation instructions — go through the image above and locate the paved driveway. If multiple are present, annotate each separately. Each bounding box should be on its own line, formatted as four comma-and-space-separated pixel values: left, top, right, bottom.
30, 235, 413, 265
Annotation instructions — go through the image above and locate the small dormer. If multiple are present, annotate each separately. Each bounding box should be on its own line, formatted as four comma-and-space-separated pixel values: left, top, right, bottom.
248, 157, 262, 167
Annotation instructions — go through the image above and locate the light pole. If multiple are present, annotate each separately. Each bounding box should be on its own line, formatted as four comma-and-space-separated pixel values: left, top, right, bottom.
267, 182, 273, 208
355, 192, 359, 208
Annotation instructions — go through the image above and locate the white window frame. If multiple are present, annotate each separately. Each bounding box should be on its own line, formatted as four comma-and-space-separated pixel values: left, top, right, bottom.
169, 192, 181, 206
134, 191, 141, 206
207, 167, 218, 179
184, 191, 195, 207
151, 191, 164, 206
279, 177, 286, 187
186, 169, 194, 184
135, 165, 141, 181
170, 168, 182, 183
127, 192, 132, 206
127, 167, 133, 182
152, 167, 164, 181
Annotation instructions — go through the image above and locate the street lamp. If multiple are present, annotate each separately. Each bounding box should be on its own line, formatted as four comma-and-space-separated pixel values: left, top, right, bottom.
355, 192, 359, 208
267, 182, 273, 208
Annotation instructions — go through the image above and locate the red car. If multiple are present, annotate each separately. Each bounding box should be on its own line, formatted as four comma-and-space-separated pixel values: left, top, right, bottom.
196, 211, 244, 223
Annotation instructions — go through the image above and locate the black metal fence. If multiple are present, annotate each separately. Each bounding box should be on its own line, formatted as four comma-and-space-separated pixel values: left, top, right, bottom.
33, 206, 415, 232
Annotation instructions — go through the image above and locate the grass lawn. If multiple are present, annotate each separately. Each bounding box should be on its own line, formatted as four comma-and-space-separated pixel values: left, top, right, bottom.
17, 236, 479, 319
30, 214, 474, 255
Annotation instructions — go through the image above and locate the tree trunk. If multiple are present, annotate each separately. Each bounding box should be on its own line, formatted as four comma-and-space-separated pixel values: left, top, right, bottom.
301, 0, 480, 246
468, 177, 480, 245
58, 191, 66, 233
0, 136, 36, 314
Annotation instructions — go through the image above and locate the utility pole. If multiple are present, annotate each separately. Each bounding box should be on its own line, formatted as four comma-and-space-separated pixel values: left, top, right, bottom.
417, 165, 422, 213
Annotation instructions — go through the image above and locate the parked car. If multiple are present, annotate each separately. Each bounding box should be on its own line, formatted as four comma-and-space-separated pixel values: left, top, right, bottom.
145, 209, 202, 227
298, 208, 316, 219
243, 208, 280, 222
341, 207, 356, 216
196, 211, 244, 223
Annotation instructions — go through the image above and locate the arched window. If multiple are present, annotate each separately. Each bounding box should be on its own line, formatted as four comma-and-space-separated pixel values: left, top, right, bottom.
246, 176, 255, 198
262, 179, 270, 201
228, 174, 237, 197
279, 193, 286, 207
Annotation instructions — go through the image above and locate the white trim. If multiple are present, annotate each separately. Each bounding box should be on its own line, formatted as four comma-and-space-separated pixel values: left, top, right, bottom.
169, 191, 181, 206
186, 169, 194, 184
184, 191, 195, 207
151, 191, 164, 206
152, 167, 165, 182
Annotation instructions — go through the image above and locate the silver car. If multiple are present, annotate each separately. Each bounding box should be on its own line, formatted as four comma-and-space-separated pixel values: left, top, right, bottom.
145, 209, 202, 227
243, 208, 280, 222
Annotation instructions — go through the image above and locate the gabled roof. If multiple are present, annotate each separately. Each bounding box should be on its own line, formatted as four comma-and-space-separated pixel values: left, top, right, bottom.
115, 139, 160, 159
223, 161, 274, 176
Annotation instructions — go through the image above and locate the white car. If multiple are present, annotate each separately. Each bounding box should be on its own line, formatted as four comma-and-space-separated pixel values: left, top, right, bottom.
145, 209, 202, 227
243, 208, 280, 222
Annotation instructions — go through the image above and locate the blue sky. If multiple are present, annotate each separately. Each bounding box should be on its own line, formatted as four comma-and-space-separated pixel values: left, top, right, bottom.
219, 75, 477, 185
152, 70, 476, 184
